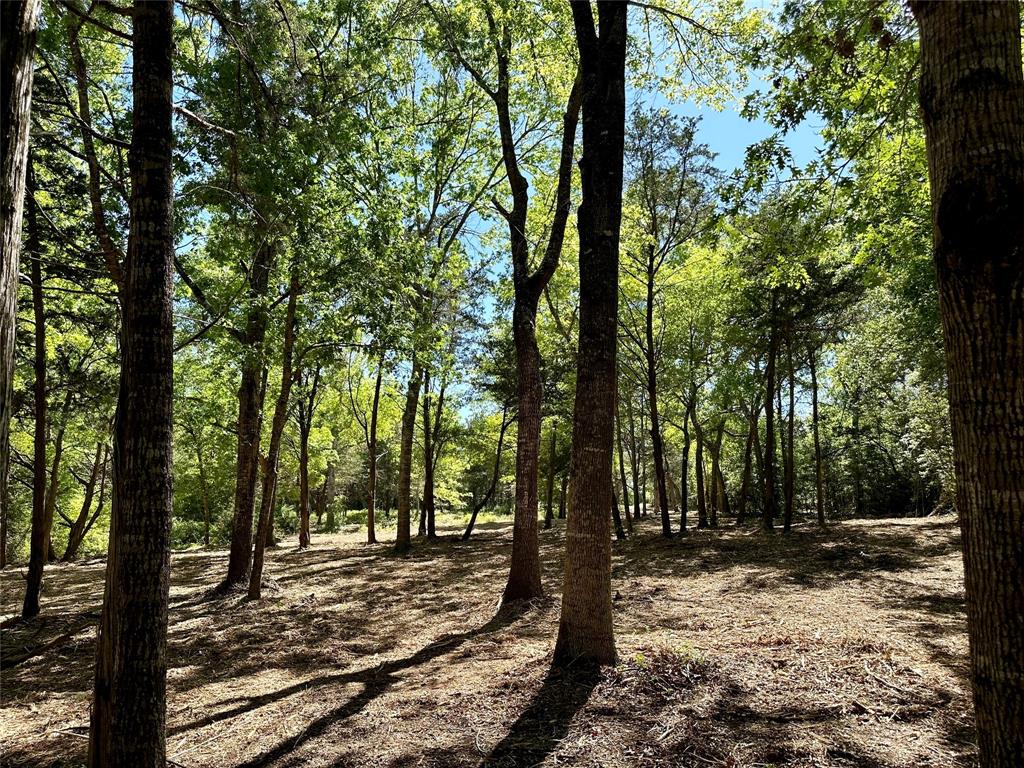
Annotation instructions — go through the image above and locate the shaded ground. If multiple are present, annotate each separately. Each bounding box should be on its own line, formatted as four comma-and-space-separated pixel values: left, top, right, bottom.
1, 516, 974, 767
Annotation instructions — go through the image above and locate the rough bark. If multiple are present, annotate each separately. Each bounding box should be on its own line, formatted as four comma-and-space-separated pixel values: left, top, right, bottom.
912, 3, 1024, 763
1, 0, 41, 573
554, 0, 625, 668
88, 4, 175, 763
248, 273, 299, 599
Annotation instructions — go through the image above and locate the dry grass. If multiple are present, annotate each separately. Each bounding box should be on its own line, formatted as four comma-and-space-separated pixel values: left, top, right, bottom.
0, 515, 973, 767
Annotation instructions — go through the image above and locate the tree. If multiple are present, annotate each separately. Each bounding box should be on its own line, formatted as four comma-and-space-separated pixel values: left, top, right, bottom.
912, 2, 1024, 764
553, 0, 626, 668
1, 0, 42, 571
88, 2, 174, 763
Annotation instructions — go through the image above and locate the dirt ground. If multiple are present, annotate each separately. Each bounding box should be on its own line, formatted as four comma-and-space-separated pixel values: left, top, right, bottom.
1, 515, 974, 768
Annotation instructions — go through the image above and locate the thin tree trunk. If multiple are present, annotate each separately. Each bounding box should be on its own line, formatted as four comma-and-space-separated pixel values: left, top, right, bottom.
762, 312, 779, 531
88, 5, 174, 761
783, 333, 796, 533
554, 0, 625, 668
248, 272, 299, 599
421, 369, 436, 539
22, 179, 47, 619
62, 442, 103, 562
222, 239, 275, 589
366, 358, 382, 544
690, 406, 708, 529
558, 471, 569, 520
644, 247, 671, 537
1, 0, 41, 574
912, 4, 1024, 763
194, 430, 211, 546
611, 492, 625, 540
544, 424, 556, 530
395, 358, 422, 555
615, 400, 633, 536
298, 416, 311, 548
737, 408, 757, 526
809, 347, 825, 526
680, 411, 690, 535
463, 406, 510, 540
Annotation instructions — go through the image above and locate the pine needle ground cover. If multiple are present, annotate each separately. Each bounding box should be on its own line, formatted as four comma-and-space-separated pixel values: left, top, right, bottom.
1, 516, 971, 767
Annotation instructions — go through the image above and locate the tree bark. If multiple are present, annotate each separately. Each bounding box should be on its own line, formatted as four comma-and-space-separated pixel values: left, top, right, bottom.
737, 407, 757, 526
680, 411, 690, 534
554, 0, 626, 668
544, 424, 557, 530
22, 176, 47, 619
626, 390, 641, 520
222, 239, 275, 589
394, 358, 422, 555
421, 369, 436, 539
644, 246, 671, 537
912, 3, 1024, 763
88, 5, 174, 762
248, 273, 299, 599
1, 0, 41, 574
64, 443, 108, 562
615, 400, 633, 536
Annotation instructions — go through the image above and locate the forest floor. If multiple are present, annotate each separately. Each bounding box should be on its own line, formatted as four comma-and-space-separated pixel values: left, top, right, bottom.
1, 515, 973, 768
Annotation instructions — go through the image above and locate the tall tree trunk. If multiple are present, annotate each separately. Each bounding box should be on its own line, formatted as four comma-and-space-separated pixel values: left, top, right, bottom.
912, 3, 1024, 763
611, 492, 625, 540
809, 347, 825, 526
1, 0, 41, 574
762, 314, 779, 531
88, 5, 174, 762
558, 471, 568, 520
644, 248, 671, 537
366, 358, 383, 544
554, 0, 625, 668
783, 333, 796, 533
22, 179, 47, 619
222, 239, 275, 589
248, 273, 299, 599
501, 75, 581, 608
711, 421, 727, 527
298, 415, 311, 549
394, 359, 422, 555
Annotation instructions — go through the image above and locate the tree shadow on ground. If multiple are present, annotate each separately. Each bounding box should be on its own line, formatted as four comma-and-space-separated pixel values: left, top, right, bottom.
480, 664, 600, 768
225, 608, 523, 768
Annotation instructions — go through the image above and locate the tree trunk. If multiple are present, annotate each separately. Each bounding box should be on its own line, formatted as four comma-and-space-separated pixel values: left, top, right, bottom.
544, 424, 556, 530
615, 401, 633, 536
783, 333, 796, 532
762, 314, 779, 531
644, 248, 671, 537
463, 406, 510, 540
737, 408, 757, 526
1, 0, 41, 574
395, 359, 422, 555
611, 492, 625, 541
88, 5, 174, 762
680, 413, 690, 535
421, 369, 438, 540
690, 406, 708, 529
625, 389, 641, 520
809, 347, 825, 526
248, 273, 299, 599
222, 239, 275, 589
554, 0, 626, 668
298, 415, 311, 549
912, 3, 1024, 763
22, 180, 47, 619
367, 358, 382, 544
62, 442, 103, 562
558, 471, 568, 520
